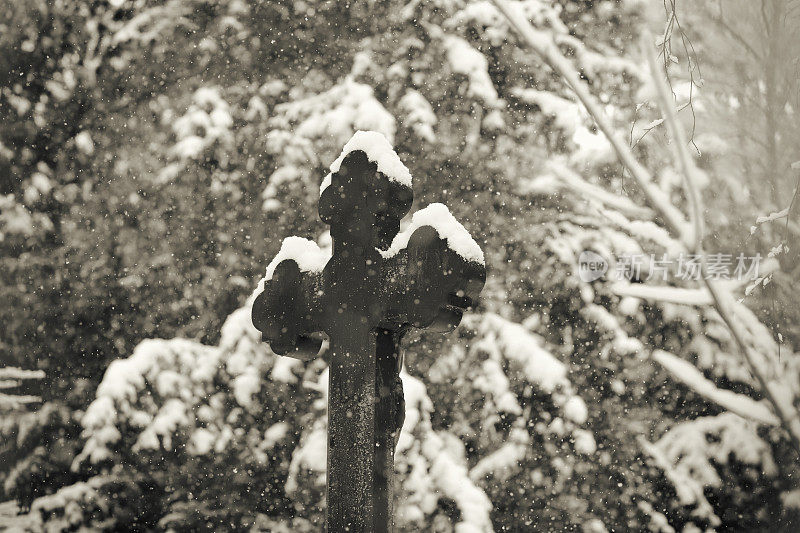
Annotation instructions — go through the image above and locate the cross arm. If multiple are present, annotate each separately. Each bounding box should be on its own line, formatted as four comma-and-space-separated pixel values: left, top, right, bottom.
382, 208, 486, 333
251, 238, 328, 360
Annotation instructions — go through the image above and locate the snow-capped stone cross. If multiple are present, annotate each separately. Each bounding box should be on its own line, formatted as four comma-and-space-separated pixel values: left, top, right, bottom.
252, 131, 485, 533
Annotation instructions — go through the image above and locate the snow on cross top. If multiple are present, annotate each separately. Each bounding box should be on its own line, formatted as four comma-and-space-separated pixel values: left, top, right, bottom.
319, 130, 413, 194
380, 203, 485, 265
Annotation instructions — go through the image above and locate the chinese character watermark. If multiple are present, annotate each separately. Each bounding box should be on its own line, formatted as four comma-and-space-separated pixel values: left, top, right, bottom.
576, 251, 761, 282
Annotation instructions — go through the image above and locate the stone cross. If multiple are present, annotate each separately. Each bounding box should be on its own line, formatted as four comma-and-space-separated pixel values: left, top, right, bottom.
252, 131, 485, 533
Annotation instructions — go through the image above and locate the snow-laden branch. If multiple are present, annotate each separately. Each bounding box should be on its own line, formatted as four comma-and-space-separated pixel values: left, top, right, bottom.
488, 0, 694, 245
546, 161, 654, 219
610, 282, 712, 306
652, 350, 779, 426
0, 367, 45, 380
643, 33, 704, 251
489, 0, 800, 455
755, 207, 790, 225
0, 393, 41, 408
639, 412, 777, 527
642, 34, 800, 454
0, 367, 45, 409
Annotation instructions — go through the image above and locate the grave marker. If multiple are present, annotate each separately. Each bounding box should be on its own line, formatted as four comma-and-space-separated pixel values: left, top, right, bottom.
252, 131, 485, 532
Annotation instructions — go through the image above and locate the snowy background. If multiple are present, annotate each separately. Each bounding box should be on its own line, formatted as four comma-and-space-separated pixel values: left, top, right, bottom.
2, 0, 800, 531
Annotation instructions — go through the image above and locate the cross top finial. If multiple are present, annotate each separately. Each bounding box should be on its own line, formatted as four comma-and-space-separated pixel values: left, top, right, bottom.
319, 131, 413, 250
253, 130, 485, 356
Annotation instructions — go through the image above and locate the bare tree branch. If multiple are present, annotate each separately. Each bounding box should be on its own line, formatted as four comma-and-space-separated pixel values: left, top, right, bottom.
643, 31, 704, 251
